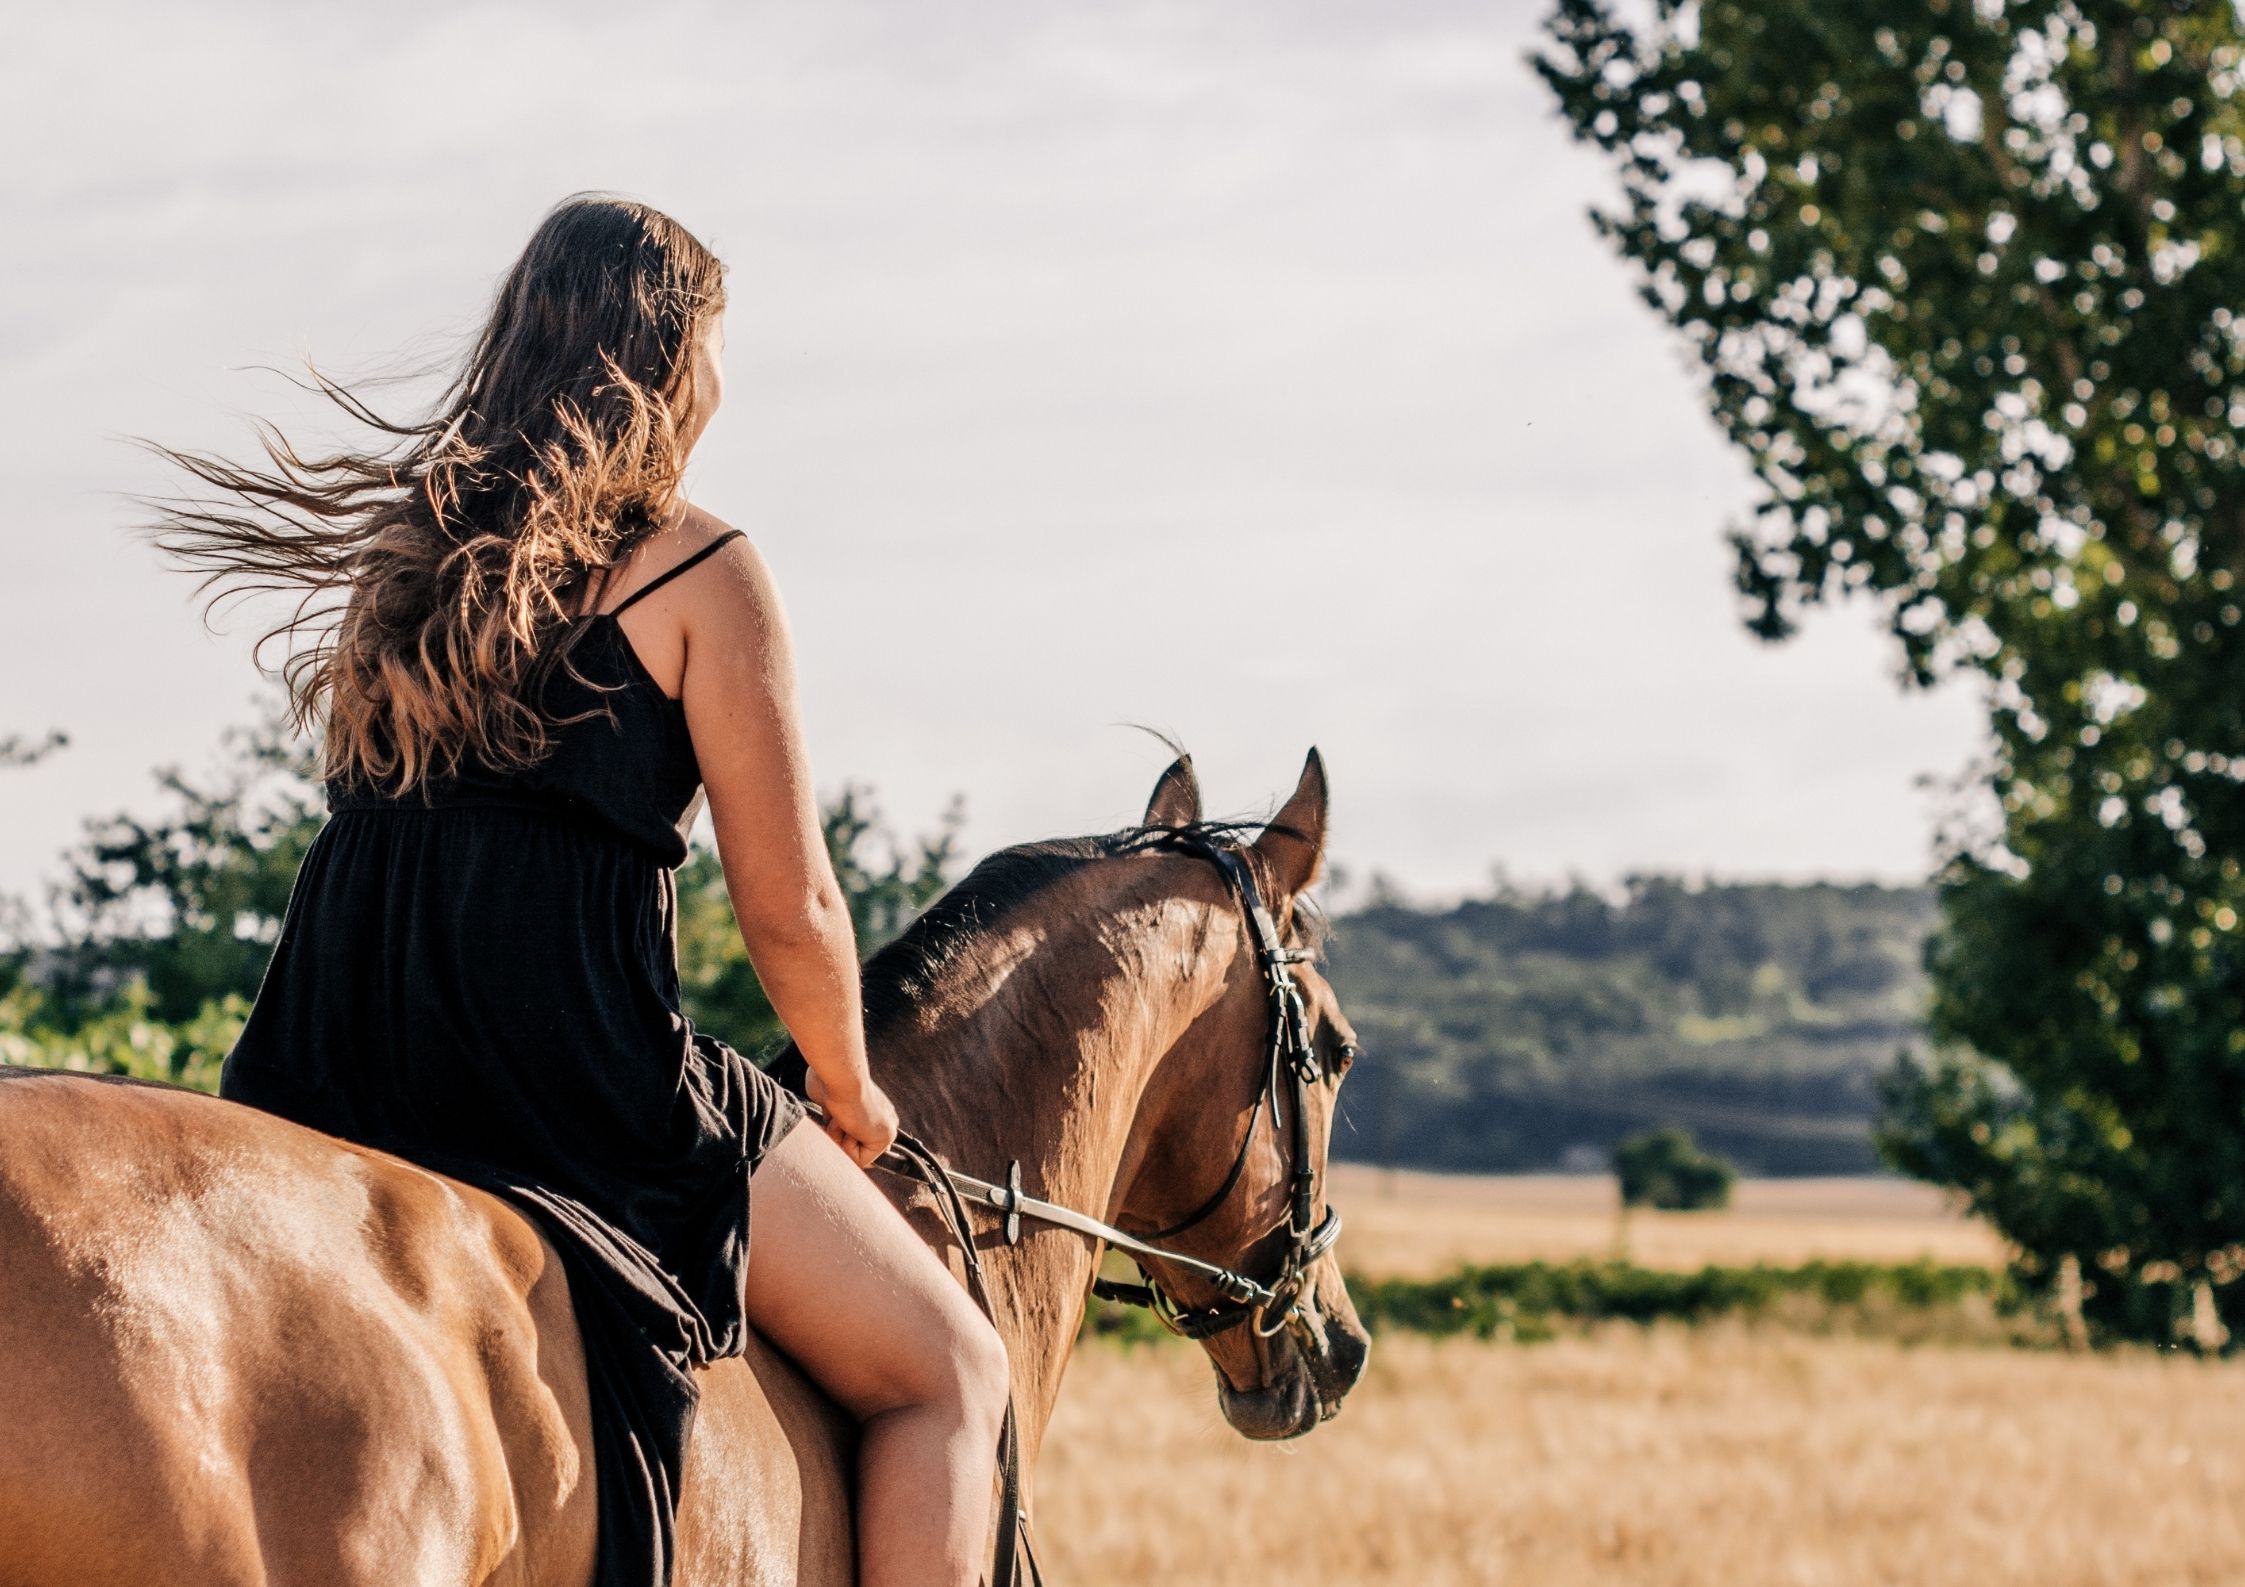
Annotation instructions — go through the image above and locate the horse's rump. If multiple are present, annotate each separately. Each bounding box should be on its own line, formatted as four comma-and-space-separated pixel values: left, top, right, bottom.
0, 1068, 865, 1587
0, 1069, 606, 1587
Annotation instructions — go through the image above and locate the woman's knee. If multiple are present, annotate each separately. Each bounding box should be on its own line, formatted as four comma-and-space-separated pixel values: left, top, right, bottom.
947, 1303, 1011, 1434
875, 1289, 1009, 1436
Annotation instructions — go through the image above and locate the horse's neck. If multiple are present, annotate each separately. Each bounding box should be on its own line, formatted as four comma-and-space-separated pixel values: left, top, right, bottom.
871, 877, 1228, 1460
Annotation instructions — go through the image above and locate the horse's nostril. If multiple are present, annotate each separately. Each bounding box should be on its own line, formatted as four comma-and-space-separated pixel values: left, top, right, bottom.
1329, 1324, 1370, 1390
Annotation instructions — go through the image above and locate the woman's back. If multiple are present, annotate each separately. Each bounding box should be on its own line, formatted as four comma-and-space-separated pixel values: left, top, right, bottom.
324, 531, 744, 865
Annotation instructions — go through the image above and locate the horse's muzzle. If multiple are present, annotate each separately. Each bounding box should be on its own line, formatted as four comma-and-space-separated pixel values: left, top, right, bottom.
1216, 1302, 1370, 1440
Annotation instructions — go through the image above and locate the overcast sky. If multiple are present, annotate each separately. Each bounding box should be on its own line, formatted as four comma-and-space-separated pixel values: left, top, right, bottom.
0, 0, 1985, 910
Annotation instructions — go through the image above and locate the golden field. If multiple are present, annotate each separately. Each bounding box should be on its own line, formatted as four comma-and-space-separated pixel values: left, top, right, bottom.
1039, 1329, 2245, 1587
1037, 1176, 2244, 1586
1328, 1165, 2009, 1277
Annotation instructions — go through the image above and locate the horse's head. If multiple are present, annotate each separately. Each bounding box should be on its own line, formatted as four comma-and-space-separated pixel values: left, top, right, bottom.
1112, 750, 1371, 1440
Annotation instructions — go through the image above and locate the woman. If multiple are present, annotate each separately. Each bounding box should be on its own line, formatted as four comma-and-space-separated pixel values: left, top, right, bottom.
151, 194, 1010, 1587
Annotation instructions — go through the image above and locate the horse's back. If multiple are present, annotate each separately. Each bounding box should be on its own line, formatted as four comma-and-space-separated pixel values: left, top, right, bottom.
0, 1067, 851, 1587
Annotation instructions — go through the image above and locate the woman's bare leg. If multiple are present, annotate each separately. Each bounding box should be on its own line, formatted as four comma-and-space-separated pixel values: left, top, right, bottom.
743, 1120, 1010, 1587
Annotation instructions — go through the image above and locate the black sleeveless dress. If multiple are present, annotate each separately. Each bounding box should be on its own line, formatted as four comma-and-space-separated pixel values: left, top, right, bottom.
221, 530, 807, 1587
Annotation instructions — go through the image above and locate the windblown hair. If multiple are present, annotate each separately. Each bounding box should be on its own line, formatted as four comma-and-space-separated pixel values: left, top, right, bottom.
146, 194, 728, 792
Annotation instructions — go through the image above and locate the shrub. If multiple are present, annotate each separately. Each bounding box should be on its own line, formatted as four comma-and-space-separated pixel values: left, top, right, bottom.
1613, 1126, 1736, 1211
0, 973, 242, 1093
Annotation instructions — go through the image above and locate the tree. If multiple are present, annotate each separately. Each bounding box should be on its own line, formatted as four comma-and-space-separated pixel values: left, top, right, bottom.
0, 730, 66, 770
1540, 0, 2245, 1340
0, 730, 66, 950
42, 707, 322, 1024
1614, 1126, 1739, 1211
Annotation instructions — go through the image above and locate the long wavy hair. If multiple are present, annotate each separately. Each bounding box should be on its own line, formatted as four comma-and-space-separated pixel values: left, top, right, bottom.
147, 194, 728, 793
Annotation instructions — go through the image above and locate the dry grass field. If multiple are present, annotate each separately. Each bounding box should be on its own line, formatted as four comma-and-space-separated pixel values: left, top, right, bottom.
1330, 1166, 2009, 1276
1038, 1329, 2245, 1587
1036, 1175, 2240, 1585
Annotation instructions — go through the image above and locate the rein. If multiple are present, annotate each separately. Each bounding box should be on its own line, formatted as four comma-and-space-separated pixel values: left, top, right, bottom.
863, 830, 1347, 1587
932, 1151, 1342, 1337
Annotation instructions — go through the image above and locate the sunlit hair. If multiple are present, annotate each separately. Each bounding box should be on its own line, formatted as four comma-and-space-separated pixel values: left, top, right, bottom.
145, 193, 728, 793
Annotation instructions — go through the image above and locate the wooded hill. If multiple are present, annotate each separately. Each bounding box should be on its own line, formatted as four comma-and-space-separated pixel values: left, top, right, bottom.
1320, 879, 1936, 1177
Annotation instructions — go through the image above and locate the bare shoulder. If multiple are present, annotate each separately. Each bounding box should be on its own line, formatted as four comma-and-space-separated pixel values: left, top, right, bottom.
674, 500, 743, 551
677, 504, 770, 573
676, 504, 779, 607
654, 501, 757, 576
666, 505, 792, 669
602, 503, 768, 609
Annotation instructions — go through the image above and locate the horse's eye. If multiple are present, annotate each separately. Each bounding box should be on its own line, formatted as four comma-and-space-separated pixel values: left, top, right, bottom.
1331, 1041, 1358, 1077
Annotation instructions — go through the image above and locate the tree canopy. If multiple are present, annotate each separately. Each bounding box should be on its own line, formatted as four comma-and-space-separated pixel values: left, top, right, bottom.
1541, 0, 2245, 1340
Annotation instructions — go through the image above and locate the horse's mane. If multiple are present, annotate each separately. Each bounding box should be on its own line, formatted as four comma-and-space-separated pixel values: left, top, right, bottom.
857, 819, 1323, 1043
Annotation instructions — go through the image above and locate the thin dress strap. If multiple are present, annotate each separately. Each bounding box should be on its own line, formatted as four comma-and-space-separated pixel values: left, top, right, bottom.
603, 529, 745, 617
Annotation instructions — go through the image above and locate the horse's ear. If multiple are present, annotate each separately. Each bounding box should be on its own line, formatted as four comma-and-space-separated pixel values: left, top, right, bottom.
1143, 754, 1203, 827
1253, 748, 1328, 898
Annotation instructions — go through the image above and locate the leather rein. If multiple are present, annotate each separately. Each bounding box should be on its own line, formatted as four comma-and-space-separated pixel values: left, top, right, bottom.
867, 830, 1347, 1587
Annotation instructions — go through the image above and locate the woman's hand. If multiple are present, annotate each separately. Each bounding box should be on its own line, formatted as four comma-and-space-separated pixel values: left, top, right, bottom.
806, 1067, 899, 1169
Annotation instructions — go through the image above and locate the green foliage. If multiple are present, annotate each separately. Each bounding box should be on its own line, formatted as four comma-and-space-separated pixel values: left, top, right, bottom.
0, 711, 295, 1091
1351, 1258, 2016, 1341
1540, 0, 2245, 1342
1324, 877, 1933, 1174
1077, 1295, 1179, 1346
1614, 1126, 1739, 1210
676, 785, 962, 1058
0, 967, 242, 1093
37, 708, 323, 1025
1083, 1256, 2037, 1346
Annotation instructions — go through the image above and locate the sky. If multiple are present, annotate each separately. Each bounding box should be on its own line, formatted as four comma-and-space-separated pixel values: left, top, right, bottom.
0, 0, 1987, 912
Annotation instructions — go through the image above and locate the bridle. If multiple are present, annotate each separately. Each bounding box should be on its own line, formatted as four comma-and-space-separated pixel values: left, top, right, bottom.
1037, 839, 1346, 1337
973, 833, 1342, 1338
866, 828, 1350, 1587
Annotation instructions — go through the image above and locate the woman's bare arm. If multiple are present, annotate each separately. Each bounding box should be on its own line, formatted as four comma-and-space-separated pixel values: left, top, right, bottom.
671, 519, 898, 1165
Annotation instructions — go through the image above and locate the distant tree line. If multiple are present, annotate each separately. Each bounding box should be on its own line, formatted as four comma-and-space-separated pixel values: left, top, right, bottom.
4, 712, 1933, 1186
1320, 874, 1935, 1177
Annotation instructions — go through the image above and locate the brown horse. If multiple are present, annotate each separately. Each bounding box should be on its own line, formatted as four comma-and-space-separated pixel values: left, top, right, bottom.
0, 752, 1367, 1587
